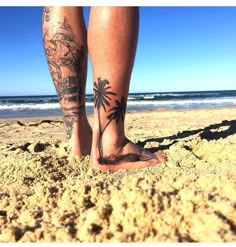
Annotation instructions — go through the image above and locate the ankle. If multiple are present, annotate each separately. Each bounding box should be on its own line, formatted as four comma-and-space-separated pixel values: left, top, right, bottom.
67, 117, 92, 156
93, 124, 125, 145
70, 115, 92, 136
64, 112, 92, 140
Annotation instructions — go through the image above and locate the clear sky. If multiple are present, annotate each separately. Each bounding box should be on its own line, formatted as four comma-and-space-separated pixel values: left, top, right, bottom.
0, 6, 235, 96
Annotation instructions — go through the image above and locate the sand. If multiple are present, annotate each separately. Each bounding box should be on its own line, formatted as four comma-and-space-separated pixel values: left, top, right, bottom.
0, 107, 236, 242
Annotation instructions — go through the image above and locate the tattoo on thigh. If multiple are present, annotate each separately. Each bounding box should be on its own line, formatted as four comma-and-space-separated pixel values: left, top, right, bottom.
93, 77, 152, 165
42, 14, 85, 139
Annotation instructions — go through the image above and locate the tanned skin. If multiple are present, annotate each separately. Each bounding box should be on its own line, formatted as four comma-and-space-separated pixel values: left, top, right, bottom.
43, 7, 167, 172
42, 7, 92, 156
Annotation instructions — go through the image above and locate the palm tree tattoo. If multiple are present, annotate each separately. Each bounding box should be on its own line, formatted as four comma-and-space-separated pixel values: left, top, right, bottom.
94, 78, 116, 159
94, 78, 152, 165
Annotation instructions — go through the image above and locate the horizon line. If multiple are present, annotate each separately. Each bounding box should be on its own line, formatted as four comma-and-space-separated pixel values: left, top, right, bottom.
1, 89, 236, 98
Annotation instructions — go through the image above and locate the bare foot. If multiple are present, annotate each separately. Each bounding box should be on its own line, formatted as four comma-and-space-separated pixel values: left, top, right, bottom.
89, 137, 167, 172
67, 118, 92, 156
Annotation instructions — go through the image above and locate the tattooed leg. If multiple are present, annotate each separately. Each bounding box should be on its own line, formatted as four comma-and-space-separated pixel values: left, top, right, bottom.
42, 7, 92, 156
88, 7, 167, 172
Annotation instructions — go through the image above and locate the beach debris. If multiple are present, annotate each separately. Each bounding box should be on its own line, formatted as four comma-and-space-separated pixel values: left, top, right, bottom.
28, 120, 63, 127
16, 121, 25, 126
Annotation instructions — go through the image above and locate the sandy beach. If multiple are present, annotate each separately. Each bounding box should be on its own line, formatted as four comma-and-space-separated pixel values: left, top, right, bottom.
0, 107, 236, 242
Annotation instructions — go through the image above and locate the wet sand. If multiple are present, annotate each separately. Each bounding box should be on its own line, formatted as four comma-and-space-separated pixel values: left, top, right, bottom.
0, 107, 236, 242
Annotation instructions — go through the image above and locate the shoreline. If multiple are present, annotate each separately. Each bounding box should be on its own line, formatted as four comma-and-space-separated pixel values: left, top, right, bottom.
1, 104, 236, 122
0, 106, 236, 242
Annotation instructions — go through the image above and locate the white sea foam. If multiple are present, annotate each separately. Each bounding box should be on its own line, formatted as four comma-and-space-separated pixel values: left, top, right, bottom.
0, 98, 235, 111
143, 96, 155, 99
0, 103, 60, 110
127, 98, 236, 106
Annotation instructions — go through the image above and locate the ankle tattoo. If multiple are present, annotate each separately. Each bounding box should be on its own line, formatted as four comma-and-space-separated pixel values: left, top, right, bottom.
93, 77, 152, 165
62, 105, 84, 139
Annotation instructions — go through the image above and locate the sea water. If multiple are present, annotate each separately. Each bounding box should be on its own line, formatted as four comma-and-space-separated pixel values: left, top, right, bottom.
0, 90, 236, 118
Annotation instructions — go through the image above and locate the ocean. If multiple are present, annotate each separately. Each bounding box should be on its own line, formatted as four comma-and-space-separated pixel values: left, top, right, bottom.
0, 90, 236, 119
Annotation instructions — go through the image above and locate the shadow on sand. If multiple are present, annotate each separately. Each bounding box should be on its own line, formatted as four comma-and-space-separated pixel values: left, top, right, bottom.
139, 119, 236, 153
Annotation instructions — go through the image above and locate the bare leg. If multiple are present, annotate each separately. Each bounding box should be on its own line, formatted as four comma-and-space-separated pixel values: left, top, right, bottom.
42, 7, 92, 156
88, 7, 167, 172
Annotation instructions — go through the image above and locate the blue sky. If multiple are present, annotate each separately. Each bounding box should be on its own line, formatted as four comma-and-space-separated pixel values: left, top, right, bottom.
0, 6, 235, 96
